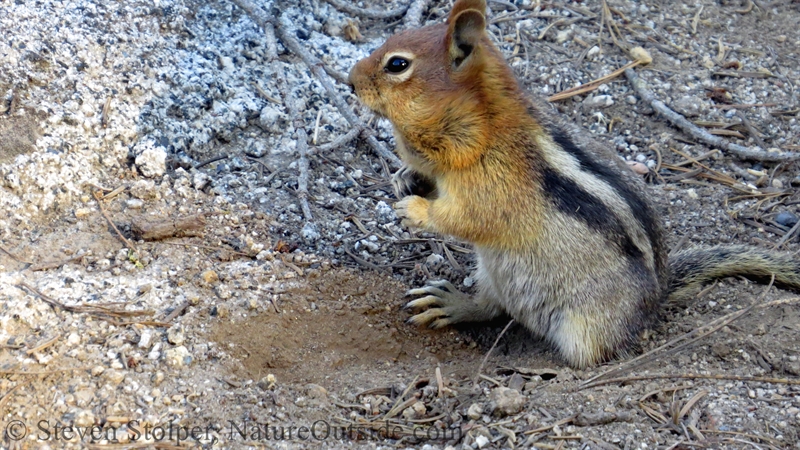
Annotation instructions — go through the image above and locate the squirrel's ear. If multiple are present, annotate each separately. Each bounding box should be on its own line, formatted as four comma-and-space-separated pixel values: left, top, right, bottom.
447, 9, 486, 69
446, 0, 486, 23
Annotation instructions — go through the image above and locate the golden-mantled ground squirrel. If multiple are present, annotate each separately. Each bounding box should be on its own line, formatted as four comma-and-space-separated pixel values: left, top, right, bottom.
349, 0, 800, 368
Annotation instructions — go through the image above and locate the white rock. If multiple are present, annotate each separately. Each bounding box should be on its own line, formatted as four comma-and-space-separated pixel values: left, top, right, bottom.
490, 386, 526, 416
134, 141, 168, 178
75, 409, 95, 427
138, 329, 153, 349
66, 332, 81, 345
126, 198, 144, 209
584, 94, 614, 108
167, 326, 185, 346
165, 345, 191, 367
425, 253, 444, 267
467, 403, 483, 420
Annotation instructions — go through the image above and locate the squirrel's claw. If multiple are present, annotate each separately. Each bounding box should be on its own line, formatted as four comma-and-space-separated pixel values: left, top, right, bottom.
391, 165, 416, 199
392, 165, 436, 199
404, 280, 470, 327
395, 195, 430, 229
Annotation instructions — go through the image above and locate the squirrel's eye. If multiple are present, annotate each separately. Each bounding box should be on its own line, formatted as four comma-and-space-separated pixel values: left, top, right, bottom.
385, 56, 410, 74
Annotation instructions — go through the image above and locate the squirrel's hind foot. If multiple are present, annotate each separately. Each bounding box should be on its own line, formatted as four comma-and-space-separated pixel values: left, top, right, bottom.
404, 280, 497, 328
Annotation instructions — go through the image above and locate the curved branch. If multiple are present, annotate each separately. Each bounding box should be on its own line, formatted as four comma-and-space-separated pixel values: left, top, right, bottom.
324, 0, 409, 20
625, 68, 800, 162
403, 0, 431, 29
229, 0, 402, 169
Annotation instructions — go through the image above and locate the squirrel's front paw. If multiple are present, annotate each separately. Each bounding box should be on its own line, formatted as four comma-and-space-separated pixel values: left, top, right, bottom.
395, 195, 431, 229
392, 165, 436, 199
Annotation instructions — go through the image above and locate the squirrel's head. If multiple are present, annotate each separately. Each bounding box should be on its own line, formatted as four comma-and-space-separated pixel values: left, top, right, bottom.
349, 0, 521, 170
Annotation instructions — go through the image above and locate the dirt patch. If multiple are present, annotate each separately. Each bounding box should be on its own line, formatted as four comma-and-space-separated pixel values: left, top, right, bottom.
210, 270, 421, 383
0, 109, 41, 164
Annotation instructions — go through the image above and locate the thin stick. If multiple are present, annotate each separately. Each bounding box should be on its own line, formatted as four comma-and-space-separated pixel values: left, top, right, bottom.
0, 385, 22, 413
718, 103, 778, 110
582, 373, 800, 390
229, 0, 402, 169
312, 108, 323, 145
313, 127, 362, 153
435, 366, 444, 398
26, 334, 61, 355
16, 282, 153, 318
0, 244, 31, 264
323, 0, 409, 20
548, 60, 642, 102
163, 301, 190, 323
735, 110, 767, 150
582, 291, 796, 388
194, 154, 228, 169
403, 0, 431, 29
93, 190, 138, 253
523, 415, 577, 435
672, 150, 720, 167
476, 319, 515, 380
296, 131, 313, 221
774, 219, 800, 249
384, 375, 419, 419
279, 79, 313, 222
625, 69, 800, 162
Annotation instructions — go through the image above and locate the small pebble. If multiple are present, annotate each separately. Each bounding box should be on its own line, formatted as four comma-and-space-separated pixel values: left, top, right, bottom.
138, 329, 153, 348
627, 161, 649, 175
202, 270, 219, 283
490, 386, 525, 417
126, 198, 144, 209
165, 346, 191, 367
167, 326, 186, 346
75, 208, 92, 218
467, 403, 484, 420
776, 211, 798, 228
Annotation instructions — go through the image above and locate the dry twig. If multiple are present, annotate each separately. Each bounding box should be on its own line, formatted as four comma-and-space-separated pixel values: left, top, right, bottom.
476, 319, 515, 381
279, 79, 313, 222
582, 280, 785, 387
735, 110, 767, 150
313, 126, 362, 153
626, 69, 800, 162
229, 0, 402, 169
16, 281, 154, 320
26, 334, 61, 355
130, 214, 206, 241
548, 60, 642, 102
583, 373, 800, 390
324, 0, 409, 20
93, 190, 138, 253
0, 244, 31, 265
403, 0, 431, 29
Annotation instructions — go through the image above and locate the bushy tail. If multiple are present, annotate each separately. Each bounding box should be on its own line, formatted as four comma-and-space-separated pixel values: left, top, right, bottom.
668, 245, 800, 301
